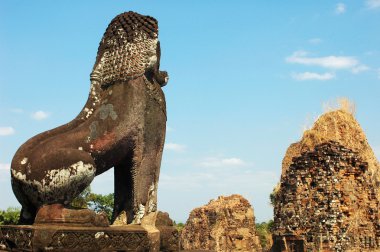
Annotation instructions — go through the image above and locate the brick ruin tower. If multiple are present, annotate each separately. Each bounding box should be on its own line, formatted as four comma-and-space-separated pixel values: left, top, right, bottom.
272, 108, 380, 252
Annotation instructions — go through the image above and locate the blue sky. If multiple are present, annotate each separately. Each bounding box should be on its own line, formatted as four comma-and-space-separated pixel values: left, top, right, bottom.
1, 1, 380, 223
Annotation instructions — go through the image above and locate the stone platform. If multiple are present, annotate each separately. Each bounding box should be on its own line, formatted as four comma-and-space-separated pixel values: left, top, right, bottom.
0, 224, 159, 251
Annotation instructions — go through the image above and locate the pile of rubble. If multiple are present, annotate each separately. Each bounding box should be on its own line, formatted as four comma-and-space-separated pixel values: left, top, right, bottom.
273, 141, 380, 251
181, 194, 262, 251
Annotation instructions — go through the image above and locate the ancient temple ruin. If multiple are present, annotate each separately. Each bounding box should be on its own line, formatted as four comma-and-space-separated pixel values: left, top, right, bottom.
273, 109, 380, 252
273, 141, 380, 251
181, 194, 262, 252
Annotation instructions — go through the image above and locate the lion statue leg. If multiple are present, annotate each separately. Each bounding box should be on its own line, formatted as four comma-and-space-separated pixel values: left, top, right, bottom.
113, 91, 166, 225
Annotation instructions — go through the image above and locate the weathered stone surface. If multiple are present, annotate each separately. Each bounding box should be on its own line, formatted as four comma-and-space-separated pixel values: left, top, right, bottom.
273, 141, 380, 251
281, 110, 380, 192
181, 194, 262, 252
0, 224, 158, 251
156, 211, 179, 252
273, 109, 380, 252
34, 204, 109, 227
10, 11, 168, 227
156, 211, 175, 227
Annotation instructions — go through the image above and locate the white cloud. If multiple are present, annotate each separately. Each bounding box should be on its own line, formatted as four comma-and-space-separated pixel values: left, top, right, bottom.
164, 143, 186, 152
308, 38, 323, 45
286, 51, 359, 69
335, 3, 346, 14
351, 64, 370, 74
199, 157, 246, 168
0, 163, 10, 170
291, 72, 335, 81
366, 0, 380, 9
0, 127, 15, 136
166, 126, 174, 132
31, 110, 49, 120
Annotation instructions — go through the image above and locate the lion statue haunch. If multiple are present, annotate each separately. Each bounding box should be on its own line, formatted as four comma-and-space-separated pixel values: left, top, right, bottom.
11, 11, 168, 226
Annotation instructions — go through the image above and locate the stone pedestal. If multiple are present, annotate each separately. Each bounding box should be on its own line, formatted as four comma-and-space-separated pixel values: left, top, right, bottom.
0, 224, 159, 251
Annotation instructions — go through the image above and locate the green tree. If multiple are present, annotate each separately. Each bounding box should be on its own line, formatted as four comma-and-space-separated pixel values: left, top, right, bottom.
71, 187, 114, 222
173, 221, 185, 232
0, 207, 20, 225
71, 186, 92, 208
87, 192, 114, 221
256, 220, 274, 250
0, 189, 114, 225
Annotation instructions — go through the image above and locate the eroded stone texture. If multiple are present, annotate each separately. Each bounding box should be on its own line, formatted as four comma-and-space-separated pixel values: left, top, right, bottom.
34, 204, 109, 227
273, 109, 380, 252
155, 211, 179, 252
10, 11, 168, 227
0, 225, 157, 251
181, 195, 262, 252
281, 110, 380, 194
272, 141, 380, 251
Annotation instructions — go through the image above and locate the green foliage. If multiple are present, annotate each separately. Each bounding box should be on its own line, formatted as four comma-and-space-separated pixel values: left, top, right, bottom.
71, 187, 114, 222
256, 220, 274, 250
1, 188, 114, 225
173, 221, 185, 232
267, 219, 274, 231
71, 186, 92, 209
0, 207, 20, 225
87, 192, 114, 221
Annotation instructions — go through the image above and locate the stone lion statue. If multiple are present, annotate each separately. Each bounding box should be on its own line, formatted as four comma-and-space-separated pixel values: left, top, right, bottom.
11, 11, 168, 226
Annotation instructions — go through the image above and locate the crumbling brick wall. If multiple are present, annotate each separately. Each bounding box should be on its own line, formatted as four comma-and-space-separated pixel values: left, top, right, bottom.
181, 194, 262, 252
273, 141, 380, 251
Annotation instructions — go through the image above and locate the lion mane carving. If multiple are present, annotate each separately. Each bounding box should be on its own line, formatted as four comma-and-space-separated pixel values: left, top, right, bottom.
10, 11, 168, 226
